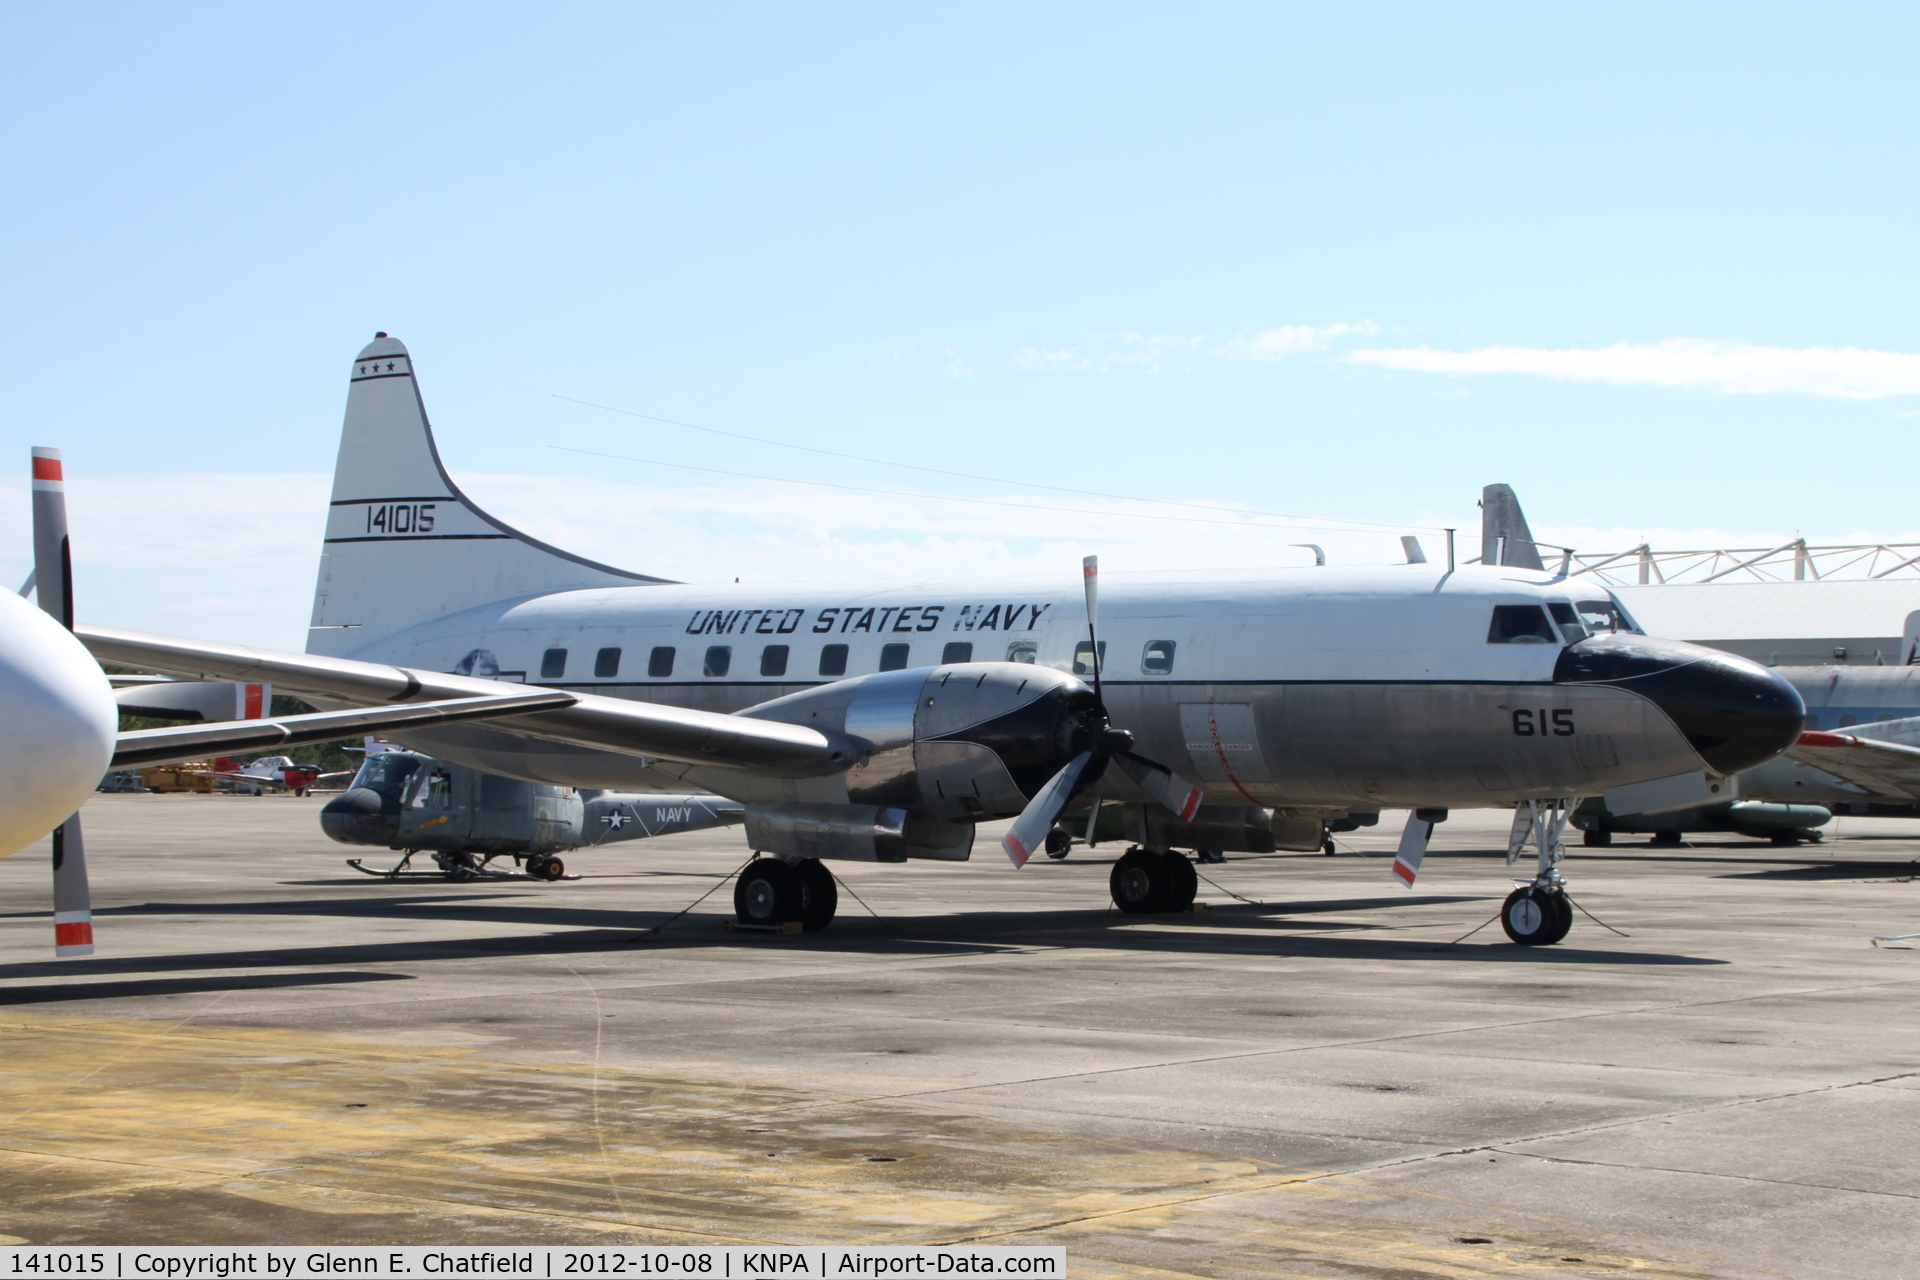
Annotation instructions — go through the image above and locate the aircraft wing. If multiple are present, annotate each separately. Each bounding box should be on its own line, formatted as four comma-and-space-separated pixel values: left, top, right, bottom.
80, 624, 855, 777
114, 691, 578, 769
1783, 728, 1920, 802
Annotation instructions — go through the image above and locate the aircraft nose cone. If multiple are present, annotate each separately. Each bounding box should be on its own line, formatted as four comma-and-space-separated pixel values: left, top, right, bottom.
319, 787, 400, 847
1555, 634, 1805, 775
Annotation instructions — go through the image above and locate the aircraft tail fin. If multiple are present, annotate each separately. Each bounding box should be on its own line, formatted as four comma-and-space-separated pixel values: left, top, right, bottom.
1479, 483, 1546, 571
308, 335, 672, 656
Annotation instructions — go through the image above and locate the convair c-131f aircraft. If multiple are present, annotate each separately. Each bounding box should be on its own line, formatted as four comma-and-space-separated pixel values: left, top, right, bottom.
75, 335, 1806, 945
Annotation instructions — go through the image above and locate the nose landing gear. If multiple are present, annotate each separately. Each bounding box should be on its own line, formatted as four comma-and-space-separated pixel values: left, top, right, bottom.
1503, 799, 1579, 946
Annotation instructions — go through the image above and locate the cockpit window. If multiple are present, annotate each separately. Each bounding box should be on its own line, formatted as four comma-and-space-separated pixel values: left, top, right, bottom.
351, 752, 420, 797
1575, 597, 1639, 634
1547, 602, 1589, 644
1488, 604, 1559, 645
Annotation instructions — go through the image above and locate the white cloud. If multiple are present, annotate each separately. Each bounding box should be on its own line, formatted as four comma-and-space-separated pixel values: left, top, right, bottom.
1347, 338, 1920, 400
1217, 321, 1382, 360
1015, 346, 1090, 372
1015, 332, 1203, 374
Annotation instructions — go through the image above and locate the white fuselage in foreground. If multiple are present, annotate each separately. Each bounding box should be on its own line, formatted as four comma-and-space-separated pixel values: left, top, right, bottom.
339, 563, 1714, 811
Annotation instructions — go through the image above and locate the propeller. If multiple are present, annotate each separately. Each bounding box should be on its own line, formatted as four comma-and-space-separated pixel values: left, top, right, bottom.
32, 447, 94, 956
1002, 556, 1202, 866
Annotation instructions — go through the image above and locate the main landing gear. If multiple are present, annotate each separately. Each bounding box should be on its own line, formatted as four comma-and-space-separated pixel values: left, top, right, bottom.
1109, 847, 1199, 914
1501, 799, 1576, 946
733, 856, 838, 932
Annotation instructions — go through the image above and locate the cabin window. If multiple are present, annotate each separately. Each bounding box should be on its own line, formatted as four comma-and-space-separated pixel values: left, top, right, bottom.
1487, 605, 1558, 645
1142, 639, 1176, 675
1072, 640, 1107, 676
760, 644, 790, 677
879, 643, 910, 671
409, 769, 453, 809
1546, 603, 1589, 644
594, 647, 622, 678
819, 644, 849, 676
1006, 640, 1037, 664
647, 646, 675, 677
1839, 713, 1858, 727
942, 642, 973, 664
541, 648, 568, 678
704, 645, 732, 677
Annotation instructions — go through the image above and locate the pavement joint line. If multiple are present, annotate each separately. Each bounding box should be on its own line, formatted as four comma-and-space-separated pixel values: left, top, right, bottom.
868, 979, 1920, 1102
1291, 1168, 1803, 1280
1302, 1068, 1920, 1185
1486, 1146, 1920, 1202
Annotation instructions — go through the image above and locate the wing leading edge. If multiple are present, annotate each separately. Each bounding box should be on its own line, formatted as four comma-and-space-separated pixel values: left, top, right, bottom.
79, 624, 854, 777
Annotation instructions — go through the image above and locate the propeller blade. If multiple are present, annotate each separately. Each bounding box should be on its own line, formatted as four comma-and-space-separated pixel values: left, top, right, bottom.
51, 819, 93, 956
1002, 750, 1094, 867
32, 447, 92, 956
1082, 555, 1102, 698
1116, 751, 1203, 821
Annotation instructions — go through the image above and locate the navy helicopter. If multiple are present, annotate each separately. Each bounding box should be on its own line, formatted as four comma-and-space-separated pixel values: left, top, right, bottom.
321, 747, 743, 880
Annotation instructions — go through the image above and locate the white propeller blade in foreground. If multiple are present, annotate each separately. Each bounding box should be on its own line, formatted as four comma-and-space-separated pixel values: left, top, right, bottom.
32, 446, 93, 957
1115, 752, 1203, 822
1002, 750, 1094, 867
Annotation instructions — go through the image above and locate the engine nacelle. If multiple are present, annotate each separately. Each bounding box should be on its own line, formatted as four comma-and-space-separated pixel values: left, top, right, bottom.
1123, 804, 1327, 854
741, 662, 1101, 822
742, 802, 973, 863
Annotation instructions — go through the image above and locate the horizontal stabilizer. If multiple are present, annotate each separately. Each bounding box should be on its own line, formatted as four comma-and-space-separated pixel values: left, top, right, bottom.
114, 691, 576, 768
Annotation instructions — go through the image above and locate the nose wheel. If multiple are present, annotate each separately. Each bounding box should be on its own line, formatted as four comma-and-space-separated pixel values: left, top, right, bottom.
1501, 885, 1573, 946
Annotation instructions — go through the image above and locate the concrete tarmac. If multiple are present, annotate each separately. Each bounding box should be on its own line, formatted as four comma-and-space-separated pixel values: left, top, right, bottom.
0, 794, 1915, 1278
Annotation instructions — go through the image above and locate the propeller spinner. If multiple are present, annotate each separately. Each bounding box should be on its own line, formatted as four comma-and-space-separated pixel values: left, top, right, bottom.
1001, 556, 1202, 866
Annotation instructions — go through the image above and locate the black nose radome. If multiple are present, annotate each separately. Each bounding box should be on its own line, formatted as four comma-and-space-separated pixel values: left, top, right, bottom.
319, 787, 400, 847
1554, 634, 1805, 775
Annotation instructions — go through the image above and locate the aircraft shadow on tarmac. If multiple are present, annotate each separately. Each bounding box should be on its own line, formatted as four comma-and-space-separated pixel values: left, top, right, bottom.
0, 885, 1721, 996
0, 970, 408, 1006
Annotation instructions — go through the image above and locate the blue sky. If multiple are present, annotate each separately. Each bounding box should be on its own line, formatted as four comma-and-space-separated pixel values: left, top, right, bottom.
3, 4, 1918, 643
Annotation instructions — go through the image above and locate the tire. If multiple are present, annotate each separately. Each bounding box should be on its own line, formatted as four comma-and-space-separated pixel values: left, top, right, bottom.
1195, 848, 1225, 864
529, 855, 566, 881
1160, 852, 1198, 912
1648, 831, 1682, 847
734, 859, 804, 926
1110, 848, 1171, 914
793, 858, 838, 932
1769, 831, 1801, 847
1582, 829, 1612, 847
1322, 838, 1336, 856
1502, 886, 1571, 945
1044, 829, 1072, 860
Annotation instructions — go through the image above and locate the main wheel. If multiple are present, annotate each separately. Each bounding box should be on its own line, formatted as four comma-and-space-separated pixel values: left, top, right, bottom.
1582, 828, 1612, 847
1110, 848, 1172, 914
1769, 830, 1801, 847
1648, 831, 1682, 847
1502, 886, 1572, 946
1044, 829, 1072, 859
528, 854, 566, 881
734, 859, 804, 927
1161, 852, 1198, 912
1195, 848, 1225, 864
793, 858, 838, 932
